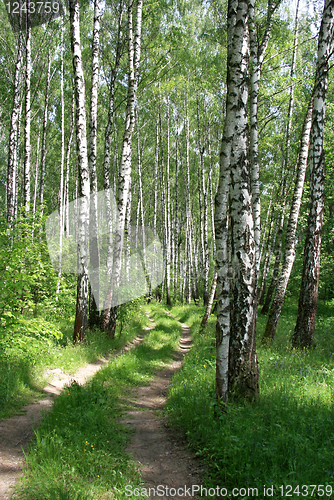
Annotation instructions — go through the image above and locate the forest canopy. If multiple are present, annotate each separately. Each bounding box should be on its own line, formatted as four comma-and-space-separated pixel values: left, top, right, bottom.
0, 0, 334, 400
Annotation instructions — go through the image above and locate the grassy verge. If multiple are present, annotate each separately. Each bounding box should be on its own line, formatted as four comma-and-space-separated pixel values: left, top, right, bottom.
166, 300, 334, 499
0, 302, 148, 419
12, 304, 182, 500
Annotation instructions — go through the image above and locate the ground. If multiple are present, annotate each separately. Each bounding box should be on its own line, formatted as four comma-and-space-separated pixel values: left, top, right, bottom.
0, 316, 203, 499
121, 321, 204, 499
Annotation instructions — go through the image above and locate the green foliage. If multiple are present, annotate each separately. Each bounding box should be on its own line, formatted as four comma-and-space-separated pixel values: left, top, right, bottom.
117, 297, 146, 335
0, 297, 148, 418
166, 303, 334, 498
0, 315, 63, 416
0, 213, 58, 316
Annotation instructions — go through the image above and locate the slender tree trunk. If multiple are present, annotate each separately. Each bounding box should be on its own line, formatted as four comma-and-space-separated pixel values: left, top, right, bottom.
196, 95, 205, 302
32, 129, 40, 219
258, 206, 277, 304
201, 131, 217, 328
262, 98, 313, 343
70, 0, 90, 343
101, 0, 142, 334
55, 23, 65, 303
201, 271, 218, 330
260, 5, 299, 315
88, 0, 101, 326
185, 89, 194, 304
249, 0, 275, 277
136, 112, 148, 294
7, 30, 22, 227
260, 210, 285, 315
216, 0, 259, 403
14, 102, 22, 219
208, 134, 216, 258
125, 180, 132, 282
192, 232, 200, 302
165, 97, 171, 305
174, 124, 179, 302
214, 0, 241, 404
64, 87, 75, 238
292, 0, 334, 348
153, 113, 159, 298
24, 23, 31, 212
39, 48, 51, 213
101, 0, 123, 324
258, 191, 273, 277
197, 94, 209, 305
158, 90, 168, 303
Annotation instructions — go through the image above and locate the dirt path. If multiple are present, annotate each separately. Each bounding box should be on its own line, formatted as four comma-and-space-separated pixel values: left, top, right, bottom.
0, 323, 153, 500
121, 321, 204, 500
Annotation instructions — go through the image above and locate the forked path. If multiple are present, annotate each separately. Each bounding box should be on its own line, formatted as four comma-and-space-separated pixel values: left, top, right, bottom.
121, 321, 203, 500
0, 324, 152, 500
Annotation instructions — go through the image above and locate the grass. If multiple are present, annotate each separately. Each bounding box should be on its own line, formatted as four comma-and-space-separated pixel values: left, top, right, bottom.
0, 305, 147, 419
12, 303, 183, 500
4, 297, 334, 499
166, 299, 334, 499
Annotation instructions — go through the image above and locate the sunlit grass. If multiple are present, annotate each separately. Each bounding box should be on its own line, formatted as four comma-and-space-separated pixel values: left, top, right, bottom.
166, 300, 334, 499
12, 304, 183, 500
0, 306, 149, 418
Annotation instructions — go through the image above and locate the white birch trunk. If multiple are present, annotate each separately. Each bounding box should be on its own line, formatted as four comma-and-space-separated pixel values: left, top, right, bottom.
263, 98, 313, 342
7, 31, 22, 226
185, 90, 194, 304
39, 48, 51, 213
101, 0, 142, 333
293, 0, 334, 347
24, 24, 31, 212
88, 0, 101, 325
216, 0, 259, 402
32, 129, 40, 219
249, 0, 276, 276
64, 87, 75, 239
56, 23, 65, 304
166, 97, 171, 305
70, 0, 90, 342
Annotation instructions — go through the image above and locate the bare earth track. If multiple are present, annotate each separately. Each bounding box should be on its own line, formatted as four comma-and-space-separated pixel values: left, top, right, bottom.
121, 321, 204, 499
0, 315, 203, 499
0, 329, 148, 499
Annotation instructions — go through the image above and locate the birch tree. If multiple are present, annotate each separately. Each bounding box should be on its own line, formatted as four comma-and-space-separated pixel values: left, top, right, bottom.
7, 29, 22, 226
292, 0, 334, 348
88, 0, 101, 326
101, 0, 143, 335
215, 0, 259, 403
39, 48, 51, 213
24, 21, 31, 212
262, 98, 313, 342
69, 0, 90, 342
249, 0, 277, 276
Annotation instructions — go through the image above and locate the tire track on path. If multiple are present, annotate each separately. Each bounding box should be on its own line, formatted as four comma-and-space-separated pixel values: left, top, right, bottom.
0, 315, 154, 500
121, 317, 204, 500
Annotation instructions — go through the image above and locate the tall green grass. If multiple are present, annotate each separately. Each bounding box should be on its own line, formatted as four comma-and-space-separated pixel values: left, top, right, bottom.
166, 300, 334, 499
0, 303, 148, 418
12, 304, 183, 500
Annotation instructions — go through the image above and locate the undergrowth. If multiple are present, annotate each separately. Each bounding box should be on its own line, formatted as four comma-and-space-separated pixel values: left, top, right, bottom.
166, 300, 334, 499
0, 300, 147, 418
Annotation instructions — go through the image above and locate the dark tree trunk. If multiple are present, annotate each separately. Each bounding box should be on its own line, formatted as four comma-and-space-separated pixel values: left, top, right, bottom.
292, 0, 334, 348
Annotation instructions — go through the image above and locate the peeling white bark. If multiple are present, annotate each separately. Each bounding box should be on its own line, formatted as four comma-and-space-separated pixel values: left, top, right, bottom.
293, 0, 334, 347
